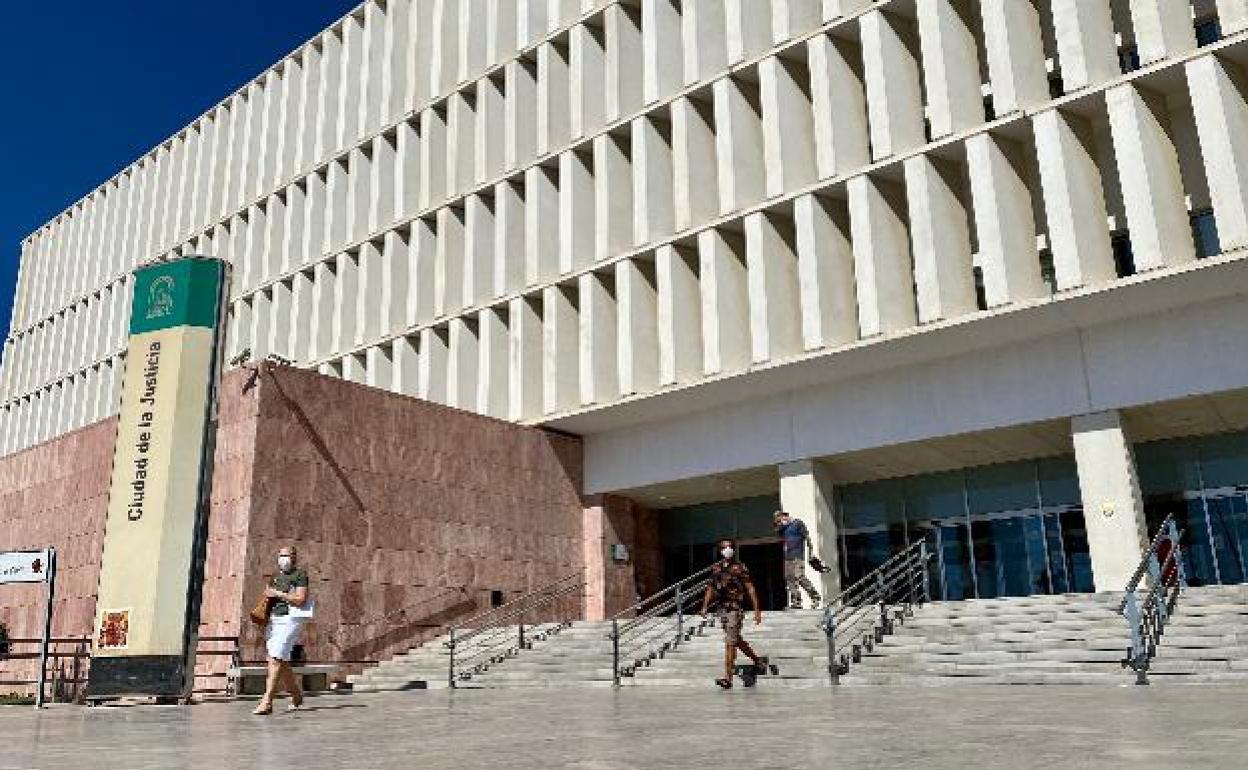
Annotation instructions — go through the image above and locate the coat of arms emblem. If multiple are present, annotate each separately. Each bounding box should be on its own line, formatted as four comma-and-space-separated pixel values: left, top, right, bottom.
146, 275, 176, 320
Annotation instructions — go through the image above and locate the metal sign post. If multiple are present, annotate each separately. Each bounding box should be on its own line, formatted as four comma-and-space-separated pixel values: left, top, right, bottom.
0, 548, 56, 708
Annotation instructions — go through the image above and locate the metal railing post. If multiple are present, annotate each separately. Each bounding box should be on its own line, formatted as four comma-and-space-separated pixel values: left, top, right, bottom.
674, 582, 684, 644
822, 608, 839, 685
611, 620, 620, 687
447, 629, 457, 689
920, 541, 931, 604
876, 571, 888, 641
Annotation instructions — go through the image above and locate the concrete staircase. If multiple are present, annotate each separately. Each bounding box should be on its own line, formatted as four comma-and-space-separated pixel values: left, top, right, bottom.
1144, 583, 1248, 684
349, 586, 1248, 691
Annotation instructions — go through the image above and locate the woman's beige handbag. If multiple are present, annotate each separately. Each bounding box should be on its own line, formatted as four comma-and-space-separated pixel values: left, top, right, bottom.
249, 592, 274, 626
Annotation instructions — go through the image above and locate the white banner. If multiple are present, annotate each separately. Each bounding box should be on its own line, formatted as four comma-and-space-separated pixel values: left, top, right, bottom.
0, 550, 51, 584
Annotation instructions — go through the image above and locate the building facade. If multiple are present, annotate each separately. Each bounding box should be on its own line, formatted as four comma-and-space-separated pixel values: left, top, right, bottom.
5, 0, 1248, 608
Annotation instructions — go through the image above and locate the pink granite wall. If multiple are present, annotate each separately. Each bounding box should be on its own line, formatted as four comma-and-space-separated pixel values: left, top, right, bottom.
233, 364, 586, 669
582, 495, 663, 620
0, 420, 113, 693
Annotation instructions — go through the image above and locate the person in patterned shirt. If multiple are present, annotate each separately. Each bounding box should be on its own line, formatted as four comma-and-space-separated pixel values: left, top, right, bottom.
700, 538, 769, 689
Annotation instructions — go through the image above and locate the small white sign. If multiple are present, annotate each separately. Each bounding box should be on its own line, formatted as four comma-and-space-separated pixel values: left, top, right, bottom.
0, 550, 51, 584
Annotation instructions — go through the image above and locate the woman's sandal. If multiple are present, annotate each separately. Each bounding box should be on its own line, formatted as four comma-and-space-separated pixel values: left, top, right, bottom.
715, 677, 733, 689
252, 702, 273, 716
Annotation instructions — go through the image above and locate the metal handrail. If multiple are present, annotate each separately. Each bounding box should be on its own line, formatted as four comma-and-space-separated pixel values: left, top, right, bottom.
446, 573, 586, 687
822, 539, 932, 684
1120, 514, 1186, 685
609, 565, 741, 686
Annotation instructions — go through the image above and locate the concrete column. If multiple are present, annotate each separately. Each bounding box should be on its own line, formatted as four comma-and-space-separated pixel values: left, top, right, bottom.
477, 307, 510, 418
795, 193, 858, 351
435, 207, 466, 317
543, 284, 579, 414
431, 0, 460, 95
382, 0, 411, 124
1105, 83, 1196, 272
773, 0, 821, 44
860, 9, 926, 162
465, 193, 496, 307
808, 34, 870, 180
508, 295, 544, 420
1032, 109, 1116, 290
606, 3, 644, 121
526, 165, 561, 285
338, 12, 365, 149
489, 0, 518, 64
317, 29, 342, 159
366, 344, 394, 390
847, 174, 918, 336
1071, 410, 1149, 592
760, 54, 818, 198
672, 96, 720, 230
697, 228, 751, 376
615, 258, 660, 396
332, 251, 360, 354
656, 244, 703, 385
559, 150, 596, 275
459, 0, 488, 84
250, 292, 272, 360
594, 133, 634, 262
1050, 0, 1118, 92
632, 115, 676, 245
505, 58, 538, 169
290, 269, 314, 362
903, 153, 978, 323
966, 132, 1046, 307
419, 327, 449, 404
282, 181, 307, 274
518, 0, 548, 50
448, 92, 476, 196
381, 230, 410, 336
303, 170, 328, 265
726, 0, 772, 64
419, 107, 448, 210
269, 279, 294, 359
779, 459, 843, 599
355, 240, 384, 345
408, 218, 437, 326
264, 193, 288, 282
326, 158, 350, 252
578, 272, 619, 406
392, 335, 420, 396
494, 179, 527, 296
297, 45, 322, 174
476, 75, 506, 184
448, 317, 479, 410
683, 0, 728, 85
538, 41, 571, 155
917, 0, 985, 138
642, 0, 684, 104
370, 133, 397, 233
714, 77, 766, 214
745, 211, 803, 364
1127, 0, 1196, 66
1186, 55, 1248, 251
571, 22, 606, 139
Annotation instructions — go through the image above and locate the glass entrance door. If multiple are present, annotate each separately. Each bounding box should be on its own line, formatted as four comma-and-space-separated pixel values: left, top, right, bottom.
909, 506, 1092, 601
1203, 491, 1248, 586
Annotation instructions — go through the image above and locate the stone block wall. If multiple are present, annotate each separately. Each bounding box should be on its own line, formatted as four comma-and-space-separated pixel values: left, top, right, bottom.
0, 364, 587, 694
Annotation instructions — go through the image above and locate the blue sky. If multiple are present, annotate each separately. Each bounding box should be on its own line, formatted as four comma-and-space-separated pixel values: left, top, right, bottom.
0, 0, 357, 341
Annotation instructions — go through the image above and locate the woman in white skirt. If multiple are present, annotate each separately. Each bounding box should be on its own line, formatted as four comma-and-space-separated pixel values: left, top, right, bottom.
254, 545, 311, 715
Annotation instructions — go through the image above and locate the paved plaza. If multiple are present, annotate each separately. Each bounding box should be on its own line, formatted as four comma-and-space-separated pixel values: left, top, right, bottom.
2, 685, 1246, 769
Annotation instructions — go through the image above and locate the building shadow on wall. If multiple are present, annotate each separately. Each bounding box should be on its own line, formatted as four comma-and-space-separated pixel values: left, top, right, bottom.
259, 363, 365, 514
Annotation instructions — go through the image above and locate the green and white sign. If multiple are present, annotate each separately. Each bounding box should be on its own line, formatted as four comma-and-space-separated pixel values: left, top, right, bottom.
88, 257, 228, 699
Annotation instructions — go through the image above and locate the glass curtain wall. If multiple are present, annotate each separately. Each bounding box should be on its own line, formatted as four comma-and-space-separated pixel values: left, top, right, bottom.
838, 457, 1095, 600
1136, 430, 1248, 587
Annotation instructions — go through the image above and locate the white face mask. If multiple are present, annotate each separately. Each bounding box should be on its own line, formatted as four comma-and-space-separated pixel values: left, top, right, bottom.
720, 547, 734, 560
277, 555, 293, 572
